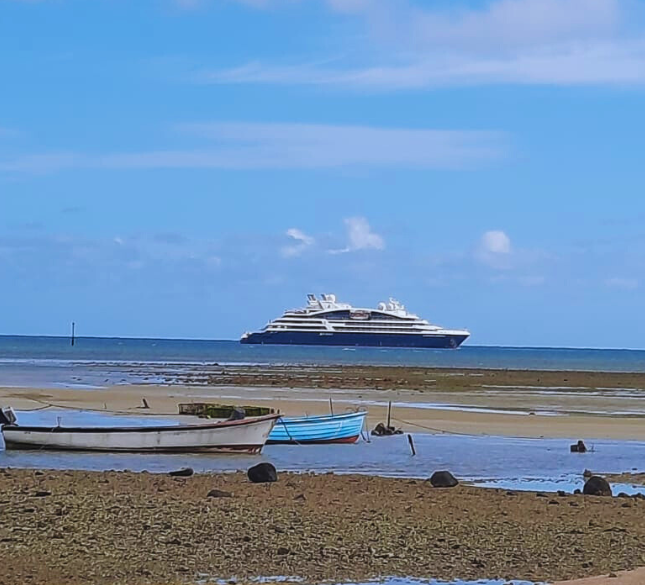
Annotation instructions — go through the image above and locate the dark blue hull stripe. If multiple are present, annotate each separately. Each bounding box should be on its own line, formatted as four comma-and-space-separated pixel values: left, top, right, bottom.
240, 331, 468, 349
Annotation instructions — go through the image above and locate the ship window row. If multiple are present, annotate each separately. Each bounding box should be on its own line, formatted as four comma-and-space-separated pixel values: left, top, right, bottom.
333, 321, 425, 329
331, 327, 426, 333
278, 318, 422, 326
268, 325, 328, 330
268, 323, 432, 331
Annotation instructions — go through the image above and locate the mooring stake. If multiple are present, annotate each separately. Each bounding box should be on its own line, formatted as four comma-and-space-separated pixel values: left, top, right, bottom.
408, 434, 416, 456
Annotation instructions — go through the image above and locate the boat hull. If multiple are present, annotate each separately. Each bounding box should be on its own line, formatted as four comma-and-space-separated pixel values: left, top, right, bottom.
241, 331, 468, 348
268, 411, 367, 445
2, 414, 280, 453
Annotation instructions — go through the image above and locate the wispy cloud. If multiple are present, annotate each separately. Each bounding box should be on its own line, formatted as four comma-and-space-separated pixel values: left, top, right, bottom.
475, 230, 513, 269
605, 276, 639, 289
0, 122, 506, 174
0, 126, 20, 138
330, 216, 384, 254
281, 228, 314, 258
198, 0, 645, 89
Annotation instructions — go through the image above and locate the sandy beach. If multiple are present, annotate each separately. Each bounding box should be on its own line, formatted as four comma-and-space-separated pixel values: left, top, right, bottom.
1, 469, 645, 585
4, 364, 645, 440
3, 364, 645, 584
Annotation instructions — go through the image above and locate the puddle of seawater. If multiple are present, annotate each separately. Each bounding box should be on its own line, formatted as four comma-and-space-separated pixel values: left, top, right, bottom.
198, 578, 542, 585
2, 421, 645, 497
471, 476, 645, 495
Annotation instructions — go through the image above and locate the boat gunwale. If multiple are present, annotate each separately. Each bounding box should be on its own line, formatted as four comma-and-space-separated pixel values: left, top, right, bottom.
278, 411, 367, 425
1, 413, 281, 434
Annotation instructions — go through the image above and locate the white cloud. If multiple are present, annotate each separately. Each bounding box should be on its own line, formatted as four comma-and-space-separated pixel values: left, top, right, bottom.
209, 41, 645, 89
0, 122, 506, 174
605, 277, 639, 289
282, 227, 315, 258
480, 230, 511, 255
331, 216, 384, 254
200, 0, 645, 89
476, 230, 512, 268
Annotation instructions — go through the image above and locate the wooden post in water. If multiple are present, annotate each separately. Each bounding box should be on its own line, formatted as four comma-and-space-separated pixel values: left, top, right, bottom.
407, 434, 416, 456
329, 397, 334, 415
386, 400, 392, 428
71, 322, 76, 346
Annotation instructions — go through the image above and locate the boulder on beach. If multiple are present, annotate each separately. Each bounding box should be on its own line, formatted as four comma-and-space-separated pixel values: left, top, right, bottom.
583, 476, 612, 497
429, 470, 459, 488
168, 468, 194, 477
371, 422, 403, 436
247, 462, 278, 484
207, 489, 232, 498
570, 440, 588, 453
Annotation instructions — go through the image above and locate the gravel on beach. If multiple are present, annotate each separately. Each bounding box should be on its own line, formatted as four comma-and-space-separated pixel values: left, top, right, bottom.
172, 364, 645, 392
1, 469, 645, 585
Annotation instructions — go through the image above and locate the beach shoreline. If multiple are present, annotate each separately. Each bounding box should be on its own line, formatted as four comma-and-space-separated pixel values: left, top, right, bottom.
4, 361, 645, 440
1, 469, 644, 585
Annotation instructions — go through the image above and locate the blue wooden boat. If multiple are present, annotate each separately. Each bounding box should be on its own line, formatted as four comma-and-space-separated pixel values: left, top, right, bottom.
268, 410, 367, 445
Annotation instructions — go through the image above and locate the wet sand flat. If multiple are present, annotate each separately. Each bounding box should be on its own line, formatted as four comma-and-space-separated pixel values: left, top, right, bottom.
1, 469, 645, 585
4, 369, 645, 439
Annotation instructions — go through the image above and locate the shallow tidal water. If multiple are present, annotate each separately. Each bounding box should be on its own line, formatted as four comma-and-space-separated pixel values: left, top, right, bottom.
202, 578, 542, 585
2, 409, 645, 496
205, 578, 543, 585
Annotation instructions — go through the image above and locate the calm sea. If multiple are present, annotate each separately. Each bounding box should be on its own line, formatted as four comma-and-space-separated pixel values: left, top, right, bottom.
1, 335, 645, 371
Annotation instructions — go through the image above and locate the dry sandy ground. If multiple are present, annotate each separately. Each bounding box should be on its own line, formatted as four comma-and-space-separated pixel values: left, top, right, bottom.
1, 469, 645, 585
555, 568, 645, 584
3, 377, 645, 439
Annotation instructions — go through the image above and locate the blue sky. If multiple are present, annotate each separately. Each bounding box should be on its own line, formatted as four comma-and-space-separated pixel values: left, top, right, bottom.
1, 0, 645, 347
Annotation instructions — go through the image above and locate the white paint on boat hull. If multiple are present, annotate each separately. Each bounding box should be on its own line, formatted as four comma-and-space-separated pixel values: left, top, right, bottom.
2, 415, 279, 454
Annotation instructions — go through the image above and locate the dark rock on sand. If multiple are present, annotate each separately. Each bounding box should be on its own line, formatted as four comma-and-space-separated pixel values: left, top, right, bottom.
169, 468, 194, 477
583, 469, 593, 478
583, 476, 612, 497
570, 440, 588, 453
207, 489, 232, 498
429, 471, 458, 488
371, 422, 403, 436
248, 462, 278, 483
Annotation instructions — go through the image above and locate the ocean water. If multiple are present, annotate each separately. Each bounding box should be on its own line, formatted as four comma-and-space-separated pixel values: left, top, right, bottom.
2, 335, 645, 390
2, 335, 645, 372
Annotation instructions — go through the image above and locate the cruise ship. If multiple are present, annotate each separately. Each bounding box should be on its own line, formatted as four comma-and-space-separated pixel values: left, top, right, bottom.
240, 294, 470, 349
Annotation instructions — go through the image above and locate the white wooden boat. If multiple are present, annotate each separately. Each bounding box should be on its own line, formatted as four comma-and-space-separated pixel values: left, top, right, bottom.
0, 413, 280, 454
